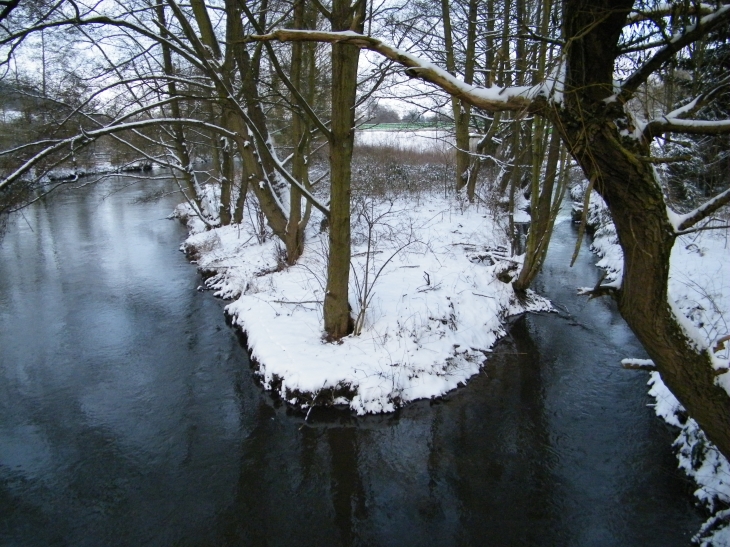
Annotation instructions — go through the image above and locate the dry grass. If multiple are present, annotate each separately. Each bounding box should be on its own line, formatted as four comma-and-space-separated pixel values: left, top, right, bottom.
351, 143, 455, 199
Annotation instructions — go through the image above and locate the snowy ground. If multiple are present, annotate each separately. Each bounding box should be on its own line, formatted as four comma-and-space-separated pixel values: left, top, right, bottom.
180, 195, 550, 415
573, 183, 730, 546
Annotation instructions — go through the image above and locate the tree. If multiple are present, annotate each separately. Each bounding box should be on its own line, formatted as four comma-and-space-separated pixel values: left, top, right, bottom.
0, 0, 329, 236
0, 0, 383, 340
322, 0, 365, 339
441, 0, 478, 196
247, 0, 730, 460
366, 102, 400, 124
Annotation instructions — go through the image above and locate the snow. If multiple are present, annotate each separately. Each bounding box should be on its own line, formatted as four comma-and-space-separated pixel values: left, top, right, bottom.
45, 160, 140, 182
356, 129, 453, 153
181, 196, 550, 415
620, 358, 655, 370
513, 191, 531, 223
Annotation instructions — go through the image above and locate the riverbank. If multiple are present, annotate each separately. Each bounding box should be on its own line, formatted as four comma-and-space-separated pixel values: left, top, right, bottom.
180, 195, 550, 414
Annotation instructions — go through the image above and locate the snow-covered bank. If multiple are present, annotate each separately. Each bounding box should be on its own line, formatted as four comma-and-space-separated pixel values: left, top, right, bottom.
45, 160, 153, 182
649, 374, 730, 546
573, 183, 730, 545
180, 196, 550, 415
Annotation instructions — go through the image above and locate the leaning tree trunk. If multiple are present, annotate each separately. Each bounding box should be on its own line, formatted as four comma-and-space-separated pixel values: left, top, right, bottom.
556, 0, 730, 459
565, 121, 730, 460
512, 125, 565, 291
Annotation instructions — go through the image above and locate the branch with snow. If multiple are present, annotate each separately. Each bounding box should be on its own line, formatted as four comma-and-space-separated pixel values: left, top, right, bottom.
620, 358, 656, 371
244, 30, 548, 113
0, 117, 239, 192
669, 187, 730, 233
576, 270, 619, 299
625, 3, 716, 24
644, 117, 730, 139
664, 75, 730, 120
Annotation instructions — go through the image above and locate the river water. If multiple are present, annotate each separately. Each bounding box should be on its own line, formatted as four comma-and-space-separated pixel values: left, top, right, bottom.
0, 175, 703, 546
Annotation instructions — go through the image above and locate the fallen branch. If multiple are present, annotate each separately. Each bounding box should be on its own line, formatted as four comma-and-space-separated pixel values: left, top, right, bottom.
621, 358, 657, 371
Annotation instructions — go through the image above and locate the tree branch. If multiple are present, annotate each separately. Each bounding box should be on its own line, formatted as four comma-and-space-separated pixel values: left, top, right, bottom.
0, 118, 239, 192
673, 187, 730, 232
577, 270, 618, 299
0, 0, 19, 24
619, 4, 730, 99
237, 0, 333, 141
665, 74, 730, 119
620, 358, 656, 371
626, 4, 715, 24
644, 117, 730, 139
244, 29, 544, 113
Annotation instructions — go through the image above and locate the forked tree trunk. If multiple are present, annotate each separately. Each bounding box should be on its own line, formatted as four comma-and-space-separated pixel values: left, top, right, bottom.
513, 126, 566, 291
180, 0, 294, 242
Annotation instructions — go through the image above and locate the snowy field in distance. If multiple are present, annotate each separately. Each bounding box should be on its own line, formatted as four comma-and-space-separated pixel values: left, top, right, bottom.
355, 129, 454, 153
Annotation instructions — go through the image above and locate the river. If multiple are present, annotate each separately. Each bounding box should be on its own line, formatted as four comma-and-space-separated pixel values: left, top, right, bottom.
0, 174, 703, 546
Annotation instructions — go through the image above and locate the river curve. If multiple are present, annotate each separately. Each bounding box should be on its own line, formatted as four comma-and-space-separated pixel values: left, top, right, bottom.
0, 174, 702, 546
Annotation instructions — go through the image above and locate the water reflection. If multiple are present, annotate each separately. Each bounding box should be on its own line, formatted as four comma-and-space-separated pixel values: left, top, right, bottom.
0, 176, 701, 546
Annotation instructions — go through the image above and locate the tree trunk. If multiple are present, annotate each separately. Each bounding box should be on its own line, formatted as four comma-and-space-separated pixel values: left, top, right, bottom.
154, 0, 204, 215
556, 0, 730, 460
566, 121, 730, 460
323, 0, 364, 339
513, 125, 564, 290
441, 0, 477, 197
284, 0, 311, 265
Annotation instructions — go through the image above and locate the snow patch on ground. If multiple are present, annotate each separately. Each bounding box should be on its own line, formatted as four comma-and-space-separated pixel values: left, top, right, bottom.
181, 196, 550, 415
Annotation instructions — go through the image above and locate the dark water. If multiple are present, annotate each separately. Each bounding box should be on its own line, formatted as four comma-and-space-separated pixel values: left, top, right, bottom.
0, 176, 702, 546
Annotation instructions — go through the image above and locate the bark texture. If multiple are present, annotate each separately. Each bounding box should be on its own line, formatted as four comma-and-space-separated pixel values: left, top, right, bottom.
323, 0, 364, 339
